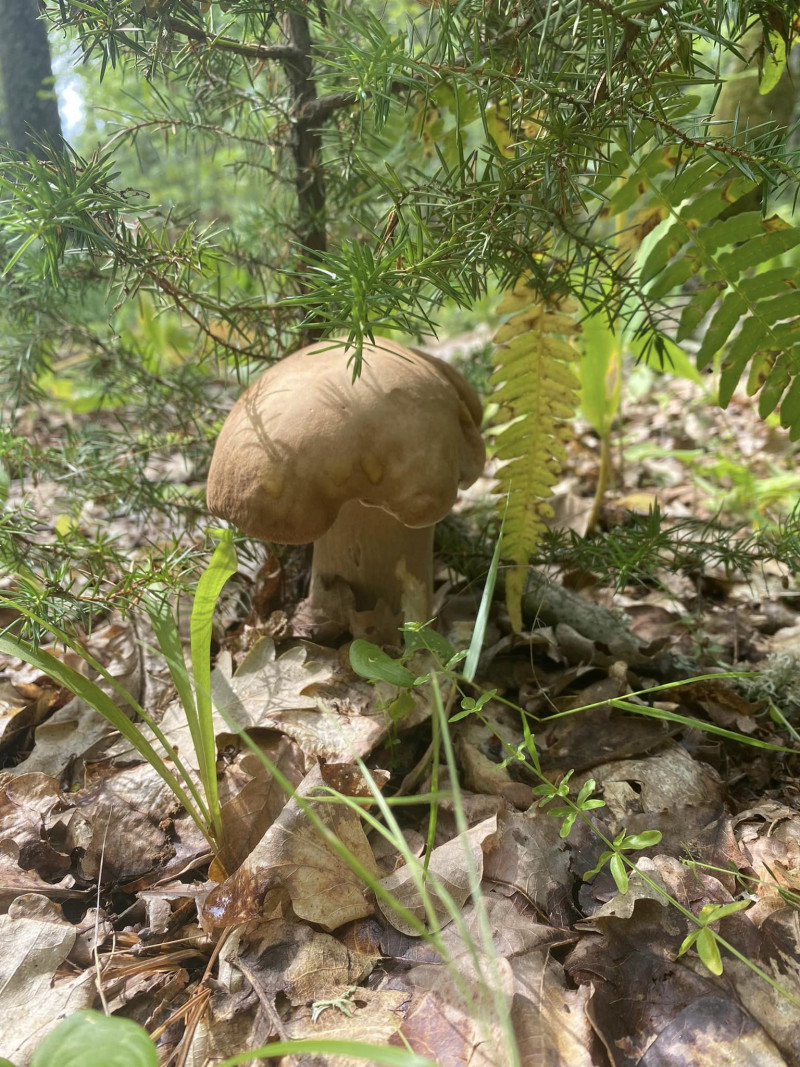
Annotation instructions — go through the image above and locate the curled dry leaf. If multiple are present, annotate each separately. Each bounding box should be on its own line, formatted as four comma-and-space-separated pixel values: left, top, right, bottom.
219, 916, 375, 1006
455, 714, 537, 810
0, 676, 62, 754
10, 695, 118, 778
576, 741, 726, 827
510, 952, 595, 1067
6, 614, 168, 779
733, 800, 800, 901
215, 738, 306, 875
378, 815, 498, 936
388, 983, 506, 1067
67, 761, 183, 883
212, 638, 389, 760
0, 772, 71, 879
203, 765, 379, 933
482, 807, 575, 927
0, 898, 96, 1063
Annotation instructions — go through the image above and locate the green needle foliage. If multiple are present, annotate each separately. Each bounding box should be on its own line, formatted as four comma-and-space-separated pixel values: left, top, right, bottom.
0, 0, 798, 618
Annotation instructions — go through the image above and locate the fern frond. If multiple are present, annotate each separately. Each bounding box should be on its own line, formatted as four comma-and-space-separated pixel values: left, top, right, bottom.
609, 152, 800, 439
491, 288, 581, 630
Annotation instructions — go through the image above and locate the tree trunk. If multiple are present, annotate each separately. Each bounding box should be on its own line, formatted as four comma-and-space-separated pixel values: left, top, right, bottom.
0, 0, 63, 155
282, 12, 326, 344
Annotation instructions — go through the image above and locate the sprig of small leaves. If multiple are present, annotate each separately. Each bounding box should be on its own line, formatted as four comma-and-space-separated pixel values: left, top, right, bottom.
583, 828, 664, 894
677, 900, 753, 976
532, 772, 606, 839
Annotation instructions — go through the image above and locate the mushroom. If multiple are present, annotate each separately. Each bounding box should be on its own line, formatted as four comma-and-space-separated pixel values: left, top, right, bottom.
207, 337, 485, 634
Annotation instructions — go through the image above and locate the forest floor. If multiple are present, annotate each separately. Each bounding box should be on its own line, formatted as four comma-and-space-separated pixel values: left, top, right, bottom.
1, 346, 800, 1067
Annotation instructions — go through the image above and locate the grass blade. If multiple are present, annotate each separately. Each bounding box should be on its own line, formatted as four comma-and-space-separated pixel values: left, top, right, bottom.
463, 521, 504, 683
0, 632, 208, 837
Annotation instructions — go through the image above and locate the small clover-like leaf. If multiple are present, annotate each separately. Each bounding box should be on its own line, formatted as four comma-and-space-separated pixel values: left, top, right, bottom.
701, 899, 752, 923
387, 689, 416, 723
583, 849, 613, 881
678, 929, 700, 957
610, 853, 629, 894
576, 779, 597, 806
622, 830, 662, 850
696, 927, 723, 976
558, 811, 578, 838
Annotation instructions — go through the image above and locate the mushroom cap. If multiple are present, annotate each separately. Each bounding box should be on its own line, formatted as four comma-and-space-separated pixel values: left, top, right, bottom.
206, 337, 486, 544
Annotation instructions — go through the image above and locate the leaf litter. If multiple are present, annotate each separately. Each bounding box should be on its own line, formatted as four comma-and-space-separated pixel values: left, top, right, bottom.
1, 369, 800, 1065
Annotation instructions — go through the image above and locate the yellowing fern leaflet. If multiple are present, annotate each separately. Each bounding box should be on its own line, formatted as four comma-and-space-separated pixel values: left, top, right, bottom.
491, 290, 580, 630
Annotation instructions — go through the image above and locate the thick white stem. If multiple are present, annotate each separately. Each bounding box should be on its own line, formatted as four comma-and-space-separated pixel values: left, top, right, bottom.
309, 500, 434, 620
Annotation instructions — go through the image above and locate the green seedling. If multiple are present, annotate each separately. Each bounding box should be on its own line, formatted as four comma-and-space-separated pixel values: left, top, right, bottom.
583, 828, 664, 894
0, 531, 238, 851
678, 899, 753, 976
532, 772, 607, 838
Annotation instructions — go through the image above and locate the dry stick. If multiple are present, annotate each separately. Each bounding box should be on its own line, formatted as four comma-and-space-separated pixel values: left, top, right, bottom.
236, 958, 296, 1065
436, 516, 680, 673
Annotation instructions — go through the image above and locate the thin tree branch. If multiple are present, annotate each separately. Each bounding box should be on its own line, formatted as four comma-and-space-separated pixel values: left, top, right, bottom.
165, 17, 303, 64
300, 91, 358, 124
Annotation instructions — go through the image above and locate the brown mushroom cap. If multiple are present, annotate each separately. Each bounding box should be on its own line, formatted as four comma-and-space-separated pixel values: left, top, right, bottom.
206, 337, 486, 543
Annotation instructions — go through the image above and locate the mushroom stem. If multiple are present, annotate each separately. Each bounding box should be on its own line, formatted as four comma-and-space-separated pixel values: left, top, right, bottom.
309, 499, 434, 620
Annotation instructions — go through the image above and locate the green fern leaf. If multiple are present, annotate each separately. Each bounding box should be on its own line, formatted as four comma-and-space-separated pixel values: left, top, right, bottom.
629, 157, 800, 439
491, 289, 580, 630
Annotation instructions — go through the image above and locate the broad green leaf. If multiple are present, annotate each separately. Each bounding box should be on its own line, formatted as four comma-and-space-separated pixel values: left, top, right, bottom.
402, 624, 455, 663
31, 1011, 157, 1067
779, 376, 800, 440
349, 640, 417, 687
579, 311, 622, 435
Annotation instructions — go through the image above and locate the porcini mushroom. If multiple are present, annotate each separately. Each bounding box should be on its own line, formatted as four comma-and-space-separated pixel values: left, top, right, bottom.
207, 337, 485, 633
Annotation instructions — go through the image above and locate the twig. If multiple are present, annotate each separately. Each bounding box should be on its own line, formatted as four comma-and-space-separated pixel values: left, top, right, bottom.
165, 18, 302, 65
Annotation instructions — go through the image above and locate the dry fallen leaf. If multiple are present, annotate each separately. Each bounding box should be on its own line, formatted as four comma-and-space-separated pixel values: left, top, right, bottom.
378, 815, 498, 936
203, 765, 379, 933
483, 806, 575, 927
219, 916, 374, 1005
0, 897, 96, 1063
